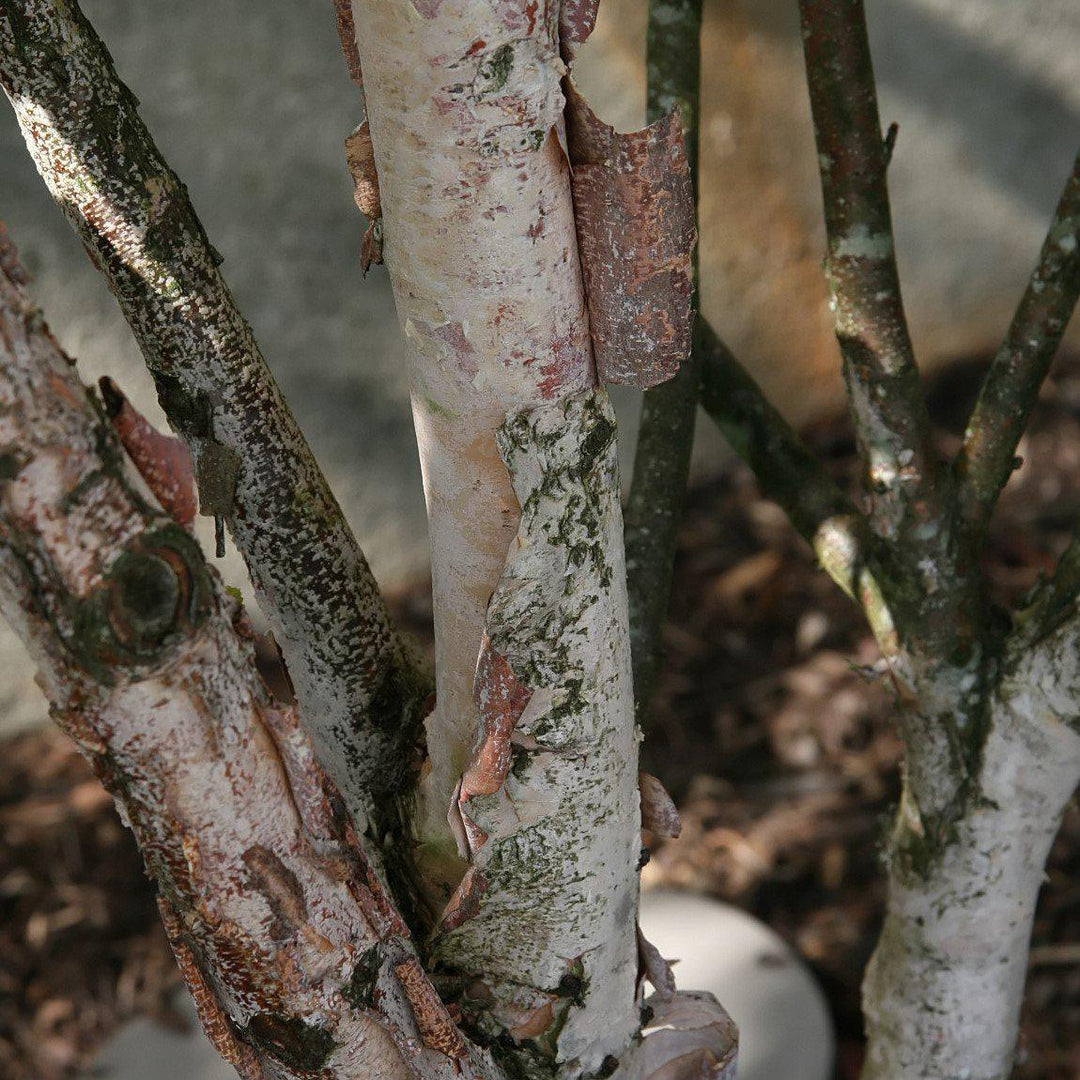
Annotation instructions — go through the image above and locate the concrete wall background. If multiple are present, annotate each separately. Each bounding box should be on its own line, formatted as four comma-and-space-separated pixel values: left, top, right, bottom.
1, 0, 1079, 733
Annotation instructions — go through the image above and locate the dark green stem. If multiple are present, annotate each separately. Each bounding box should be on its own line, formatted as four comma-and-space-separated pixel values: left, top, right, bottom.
953, 152, 1080, 547
624, 0, 704, 719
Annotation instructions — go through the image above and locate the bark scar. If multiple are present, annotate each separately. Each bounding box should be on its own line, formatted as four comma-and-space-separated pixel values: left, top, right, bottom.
99, 376, 197, 528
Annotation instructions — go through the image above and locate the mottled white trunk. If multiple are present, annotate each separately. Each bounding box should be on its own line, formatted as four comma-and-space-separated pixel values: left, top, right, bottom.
346, 1, 643, 1072
434, 391, 640, 1073
348, 0, 593, 865
862, 628, 1080, 1080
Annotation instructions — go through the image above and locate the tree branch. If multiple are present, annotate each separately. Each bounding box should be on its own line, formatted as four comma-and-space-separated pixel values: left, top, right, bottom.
0, 230, 499, 1080
953, 152, 1080, 544
797, 0, 944, 586
696, 319, 899, 654
624, 0, 704, 718
697, 320, 852, 545
0, 0, 426, 813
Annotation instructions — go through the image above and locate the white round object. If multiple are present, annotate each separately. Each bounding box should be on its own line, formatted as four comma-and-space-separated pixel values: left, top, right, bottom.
638, 890, 835, 1080
95, 893, 834, 1080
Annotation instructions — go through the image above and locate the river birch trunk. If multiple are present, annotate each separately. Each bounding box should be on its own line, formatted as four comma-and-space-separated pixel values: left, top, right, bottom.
861, 624, 1080, 1080
344, 3, 644, 1072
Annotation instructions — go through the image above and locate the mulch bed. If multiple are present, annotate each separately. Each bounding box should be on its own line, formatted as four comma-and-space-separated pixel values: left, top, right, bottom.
3, 356, 1080, 1078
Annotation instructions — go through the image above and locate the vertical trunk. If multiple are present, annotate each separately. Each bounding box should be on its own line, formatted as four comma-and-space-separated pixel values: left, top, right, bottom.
862, 632, 1080, 1080
347, 1, 641, 1073
349, 0, 594, 872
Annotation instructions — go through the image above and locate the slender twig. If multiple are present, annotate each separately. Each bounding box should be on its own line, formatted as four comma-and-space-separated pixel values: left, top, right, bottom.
953, 152, 1080, 545
696, 320, 898, 653
798, 0, 944, 588
0, 0, 426, 809
698, 321, 852, 545
624, 0, 704, 718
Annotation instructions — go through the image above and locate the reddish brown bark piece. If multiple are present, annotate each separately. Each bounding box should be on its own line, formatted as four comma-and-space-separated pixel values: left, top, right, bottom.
334, 0, 363, 85
99, 376, 197, 527
559, 0, 600, 58
436, 866, 489, 933
455, 634, 533, 856
345, 123, 383, 273
158, 898, 265, 1080
345, 123, 381, 220
565, 83, 696, 389
394, 958, 470, 1064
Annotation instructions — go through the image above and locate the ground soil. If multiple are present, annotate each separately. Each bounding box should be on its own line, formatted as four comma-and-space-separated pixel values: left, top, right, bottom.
2, 357, 1080, 1079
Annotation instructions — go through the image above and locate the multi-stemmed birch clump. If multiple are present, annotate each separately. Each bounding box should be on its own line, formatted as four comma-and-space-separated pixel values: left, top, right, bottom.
0, 1, 1078, 1079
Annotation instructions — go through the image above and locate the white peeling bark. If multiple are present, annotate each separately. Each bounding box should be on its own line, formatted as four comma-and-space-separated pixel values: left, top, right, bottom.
435, 391, 640, 1074
346, 0, 595, 886
862, 624, 1080, 1080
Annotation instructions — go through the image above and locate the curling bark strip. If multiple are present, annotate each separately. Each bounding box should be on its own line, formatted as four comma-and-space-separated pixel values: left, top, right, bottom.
0, 242, 511, 1080
432, 392, 641, 1075
0, 0, 424, 813
564, 84, 696, 389
99, 376, 197, 529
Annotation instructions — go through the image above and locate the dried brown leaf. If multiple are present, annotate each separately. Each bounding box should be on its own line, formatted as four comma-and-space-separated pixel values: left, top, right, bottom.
640, 771, 682, 838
